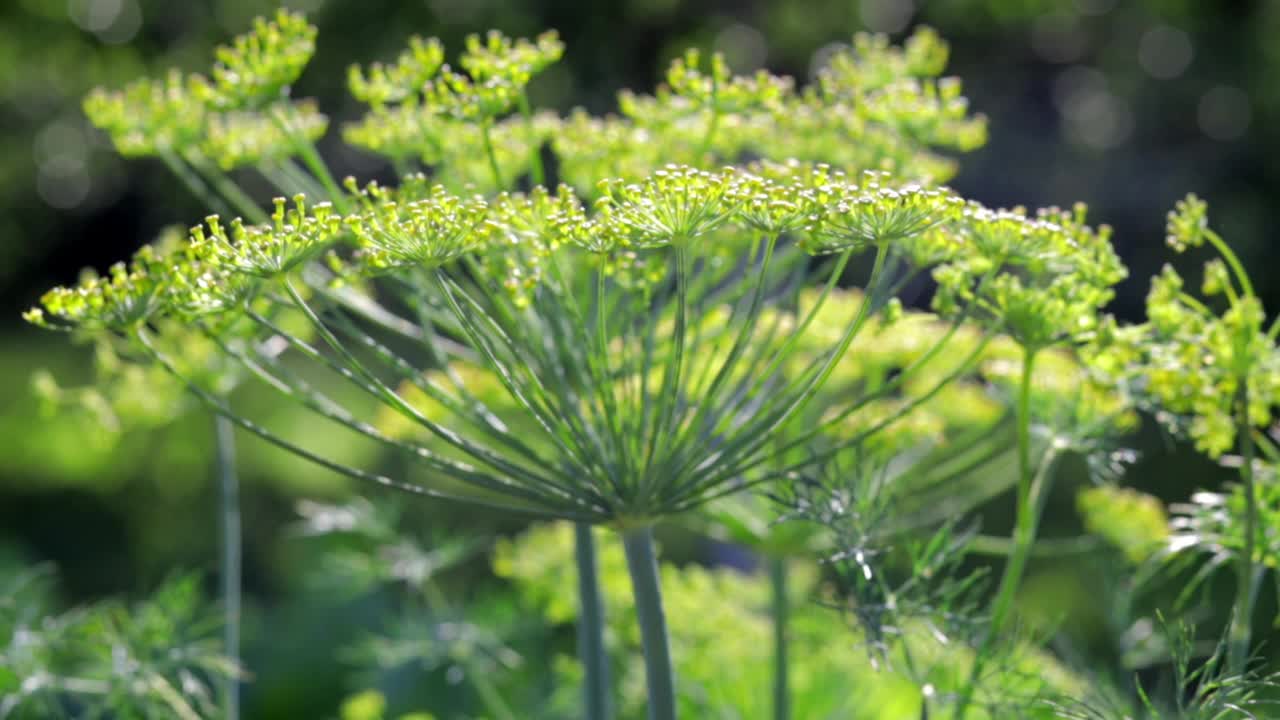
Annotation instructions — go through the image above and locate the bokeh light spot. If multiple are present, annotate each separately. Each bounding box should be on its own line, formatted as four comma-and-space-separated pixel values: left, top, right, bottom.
37, 157, 91, 209
1198, 85, 1251, 141
860, 0, 914, 34
1054, 66, 1133, 149
1031, 14, 1087, 64
715, 23, 767, 71
1139, 25, 1193, 79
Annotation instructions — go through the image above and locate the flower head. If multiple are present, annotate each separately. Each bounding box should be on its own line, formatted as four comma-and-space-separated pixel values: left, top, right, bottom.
194, 9, 317, 110
190, 195, 341, 278
345, 181, 490, 272
27, 246, 168, 332
348, 36, 446, 108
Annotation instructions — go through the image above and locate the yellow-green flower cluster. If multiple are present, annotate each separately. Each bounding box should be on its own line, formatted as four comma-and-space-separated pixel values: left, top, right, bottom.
82, 71, 206, 157
348, 36, 446, 108
340, 25, 987, 198
1077, 485, 1168, 564
805, 171, 963, 254
201, 100, 328, 170
1088, 196, 1280, 457
345, 180, 490, 272
195, 9, 317, 110
818, 28, 950, 98
458, 30, 564, 87
190, 195, 341, 279
83, 10, 325, 169
932, 202, 1125, 352
28, 161, 1117, 339
346, 30, 562, 144
662, 47, 794, 115
25, 246, 168, 332
593, 165, 739, 248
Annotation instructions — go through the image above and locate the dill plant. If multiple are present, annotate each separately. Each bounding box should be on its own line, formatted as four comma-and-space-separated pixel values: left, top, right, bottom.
1087, 195, 1280, 681
24, 9, 1179, 719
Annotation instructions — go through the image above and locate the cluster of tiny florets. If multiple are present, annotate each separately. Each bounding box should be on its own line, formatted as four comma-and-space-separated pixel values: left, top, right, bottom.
1087, 195, 1280, 457
83, 10, 323, 166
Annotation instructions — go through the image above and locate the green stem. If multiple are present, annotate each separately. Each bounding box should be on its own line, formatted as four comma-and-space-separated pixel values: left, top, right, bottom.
1228, 385, 1259, 675
157, 150, 233, 218
953, 348, 1040, 720
575, 523, 613, 720
271, 106, 350, 214
696, 71, 721, 159
214, 413, 240, 720
187, 153, 268, 224
769, 556, 790, 720
480, 117, 504, 190
518, 92, 545, 187
621, 526, 676, 720
1205, 229, 1255, 298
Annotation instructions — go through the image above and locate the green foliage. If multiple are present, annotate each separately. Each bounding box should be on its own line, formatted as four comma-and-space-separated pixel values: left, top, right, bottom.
28, 8, 1280, 719
0, 565, 237, 719
1051, 617, 1280, 719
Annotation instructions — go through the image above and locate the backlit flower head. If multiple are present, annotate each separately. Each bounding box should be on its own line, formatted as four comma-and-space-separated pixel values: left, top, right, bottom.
27, 246, 168, 332
345, 181, 491, 272
804, 171, 963, 254
190, 195, 341, 278
459, 30, 564, 85
348, 36, 446, 108
201, 100, 328, 170
194, 9, 317, 110
594, 164, 737, 248
83, 70, 206, 157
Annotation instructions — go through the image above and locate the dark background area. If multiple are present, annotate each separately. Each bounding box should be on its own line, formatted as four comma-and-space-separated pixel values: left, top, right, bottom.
0, 0, 1272, 713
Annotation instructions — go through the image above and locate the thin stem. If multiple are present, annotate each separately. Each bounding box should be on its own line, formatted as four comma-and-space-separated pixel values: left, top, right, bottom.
696, 71, 721, 159
480, 117, 504, 190
157, 150, 233, 218
953, 347, 1041, 720
769, 555, 790, 720
621, 526, 676, 720
1205, 229, 1255, 299
187, 153, 268, 224
271, 106, 350, 214
135, 328, 556, 516
1228, 384, 1259, 675
518, 92, 545, 187
575, 522, 613, 720
214, 413, 241, 720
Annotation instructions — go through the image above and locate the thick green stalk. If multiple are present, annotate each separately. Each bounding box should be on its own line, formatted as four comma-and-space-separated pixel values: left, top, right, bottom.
621, 526, 676, 720
769, 556, 790, 720
953, 348, 1039, 720
1228, 385, 1259, 675
214, 413, 241, 720
575, 523, 613, 720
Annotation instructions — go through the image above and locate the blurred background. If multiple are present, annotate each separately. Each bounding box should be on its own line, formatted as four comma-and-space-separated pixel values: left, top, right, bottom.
0, 0, 1273, 715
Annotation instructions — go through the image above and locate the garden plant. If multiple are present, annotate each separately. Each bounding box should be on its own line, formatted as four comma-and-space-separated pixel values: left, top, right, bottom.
13, 8, 1280, 720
